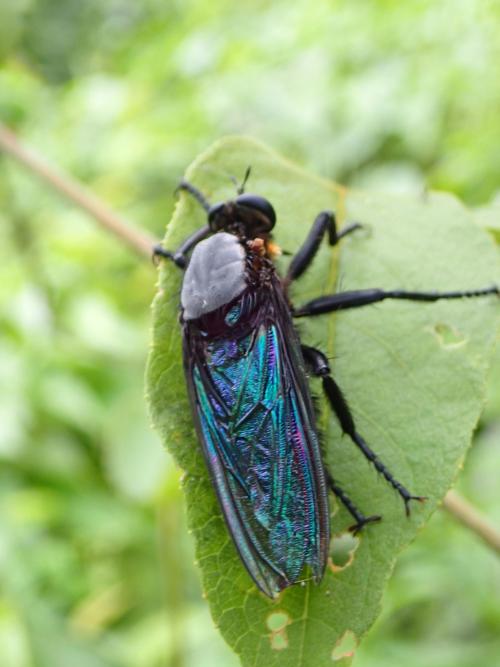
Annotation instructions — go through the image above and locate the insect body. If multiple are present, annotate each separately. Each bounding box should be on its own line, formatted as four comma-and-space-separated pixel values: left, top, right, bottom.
182, 231, 330, 596
155, 173, 498, 599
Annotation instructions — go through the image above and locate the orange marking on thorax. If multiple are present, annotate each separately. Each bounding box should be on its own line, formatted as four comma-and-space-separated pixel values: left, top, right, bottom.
247, 237, 282, 260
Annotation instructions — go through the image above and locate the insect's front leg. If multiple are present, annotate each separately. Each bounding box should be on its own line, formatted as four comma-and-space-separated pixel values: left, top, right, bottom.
301, 344, 426, 516
153, 225, 211, 269
285, 211, 362, 284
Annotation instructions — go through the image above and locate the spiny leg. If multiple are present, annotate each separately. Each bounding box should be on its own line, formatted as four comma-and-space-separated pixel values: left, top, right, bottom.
153, 225, 211, 269
153, 179, 214, 267
294, 285, 499, 317
301, 344, 425, 516
176, 179, 211, 212
326, 472, 381, 534
285, 211, 362, 284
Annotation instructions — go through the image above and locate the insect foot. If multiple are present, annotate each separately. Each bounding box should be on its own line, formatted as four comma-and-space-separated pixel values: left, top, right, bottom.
348, 514, 382, 536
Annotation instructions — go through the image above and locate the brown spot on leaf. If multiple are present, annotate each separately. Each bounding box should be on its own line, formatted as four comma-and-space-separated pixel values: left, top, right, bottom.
267, 610, 290, 651
329, 532, 359, 572
432, 322, 466, 348
331, 630, 357, 661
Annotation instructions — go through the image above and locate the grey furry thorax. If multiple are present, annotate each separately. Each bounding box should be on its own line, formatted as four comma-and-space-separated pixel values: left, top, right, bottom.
181, 232, 247, 320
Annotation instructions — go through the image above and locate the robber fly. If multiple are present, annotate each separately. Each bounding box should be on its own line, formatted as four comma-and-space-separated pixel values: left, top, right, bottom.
154, 168, 498, 598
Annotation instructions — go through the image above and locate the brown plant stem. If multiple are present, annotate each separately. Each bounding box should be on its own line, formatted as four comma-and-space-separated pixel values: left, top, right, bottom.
2, 123, 500, 556
443, 489, 500, 554
0, 123, 155, 258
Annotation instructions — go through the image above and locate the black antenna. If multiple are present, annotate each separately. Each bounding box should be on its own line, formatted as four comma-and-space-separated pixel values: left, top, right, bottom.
238, 166, 252, 194
230, 165, 252, 195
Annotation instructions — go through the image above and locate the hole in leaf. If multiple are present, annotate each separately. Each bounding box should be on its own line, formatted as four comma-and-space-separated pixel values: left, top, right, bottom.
267, 611, 290, 651
331, 630, 357, 661
432, 322, 465, 348
329, 532, 359, 571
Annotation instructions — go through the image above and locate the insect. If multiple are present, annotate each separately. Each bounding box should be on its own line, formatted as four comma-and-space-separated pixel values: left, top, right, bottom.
154, 169, 498, 598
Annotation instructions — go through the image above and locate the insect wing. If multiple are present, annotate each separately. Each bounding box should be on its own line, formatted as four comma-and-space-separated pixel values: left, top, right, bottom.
183, 290, 329, 598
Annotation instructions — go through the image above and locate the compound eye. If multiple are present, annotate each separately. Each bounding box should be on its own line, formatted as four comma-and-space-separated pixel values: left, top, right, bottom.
207, 202, 225, 229
235, 194, 276, 230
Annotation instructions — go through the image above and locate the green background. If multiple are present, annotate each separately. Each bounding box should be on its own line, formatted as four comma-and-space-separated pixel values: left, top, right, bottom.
1, 2, 499, 666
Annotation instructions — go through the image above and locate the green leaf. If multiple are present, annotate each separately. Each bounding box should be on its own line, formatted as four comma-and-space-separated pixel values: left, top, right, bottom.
474, 199, 500, 243
146, 137, 499, 666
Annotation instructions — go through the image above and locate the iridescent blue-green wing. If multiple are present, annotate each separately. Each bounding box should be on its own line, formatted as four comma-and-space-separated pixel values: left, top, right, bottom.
184, 294, 329, 598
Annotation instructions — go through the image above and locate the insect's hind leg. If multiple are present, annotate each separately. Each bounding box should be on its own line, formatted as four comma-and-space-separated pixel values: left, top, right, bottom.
301, 344, 426, 516
326, 472, 381, 534
285, 211, 362, 284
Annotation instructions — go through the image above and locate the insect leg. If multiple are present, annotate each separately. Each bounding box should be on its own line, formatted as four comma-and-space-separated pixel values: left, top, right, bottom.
153, 225, 211, 269
301, 344, 425, 515
285, 211, 361, 283
326, 473, 381, 534
294, 285, 499, 317
153, 178, 214, 267
176, 179, 211, 212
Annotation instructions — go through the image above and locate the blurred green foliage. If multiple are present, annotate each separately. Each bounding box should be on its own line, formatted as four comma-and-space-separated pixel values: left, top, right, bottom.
0, 2, 499, 667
